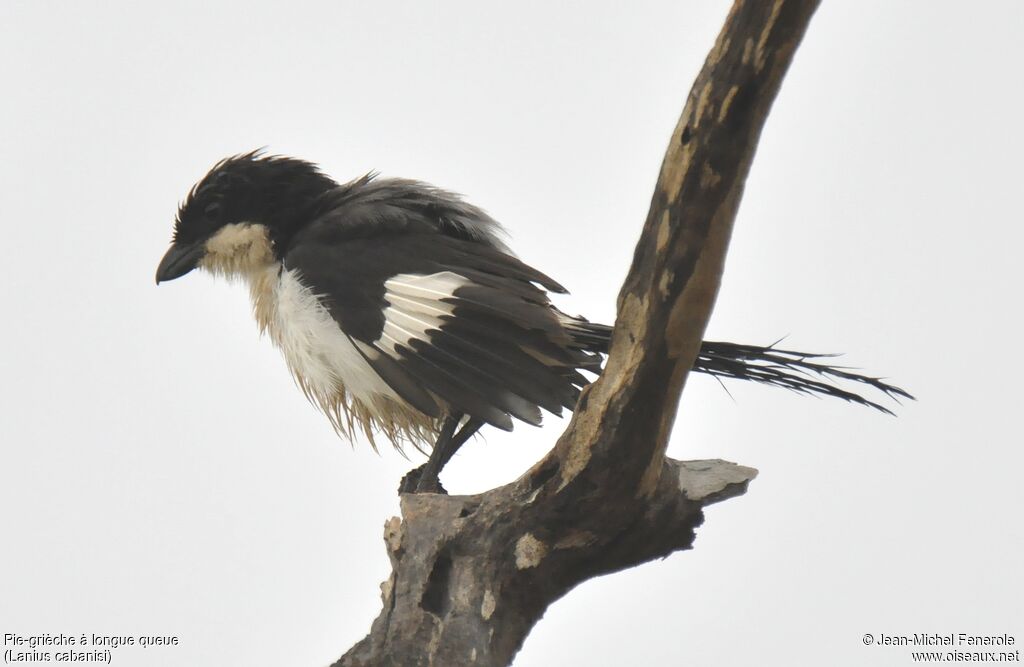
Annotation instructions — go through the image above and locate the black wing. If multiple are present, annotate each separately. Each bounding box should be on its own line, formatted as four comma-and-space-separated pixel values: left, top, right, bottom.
284, 216, 598, 432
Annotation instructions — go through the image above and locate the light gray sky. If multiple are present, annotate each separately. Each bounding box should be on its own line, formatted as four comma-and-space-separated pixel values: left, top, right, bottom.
2, 2, 1021, 666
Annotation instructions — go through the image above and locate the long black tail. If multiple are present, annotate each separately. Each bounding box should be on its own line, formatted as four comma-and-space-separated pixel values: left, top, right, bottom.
693, 340, 913, 414
561, 319, 913, 414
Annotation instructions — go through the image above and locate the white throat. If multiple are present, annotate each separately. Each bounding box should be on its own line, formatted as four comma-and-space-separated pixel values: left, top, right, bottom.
199, 223, 276, 279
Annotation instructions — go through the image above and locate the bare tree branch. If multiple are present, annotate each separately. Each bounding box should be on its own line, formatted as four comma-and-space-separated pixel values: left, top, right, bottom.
334, 1, 821, 665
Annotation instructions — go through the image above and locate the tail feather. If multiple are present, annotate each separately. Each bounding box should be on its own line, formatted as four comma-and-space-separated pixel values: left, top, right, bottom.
560, 316, 913, 413
694, 340, 913, 414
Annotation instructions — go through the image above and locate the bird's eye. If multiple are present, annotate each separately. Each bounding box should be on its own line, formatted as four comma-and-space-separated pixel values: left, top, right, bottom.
203, 202, 223, 223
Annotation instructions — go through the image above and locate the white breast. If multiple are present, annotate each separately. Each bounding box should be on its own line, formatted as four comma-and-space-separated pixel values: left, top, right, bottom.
255, 266, 402, 408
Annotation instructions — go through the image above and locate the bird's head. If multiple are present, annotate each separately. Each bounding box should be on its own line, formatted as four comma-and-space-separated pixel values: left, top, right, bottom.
156, 151, 336, 283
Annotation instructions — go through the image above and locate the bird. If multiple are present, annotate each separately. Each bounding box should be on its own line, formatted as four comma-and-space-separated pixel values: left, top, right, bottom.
156, 151, 911, 493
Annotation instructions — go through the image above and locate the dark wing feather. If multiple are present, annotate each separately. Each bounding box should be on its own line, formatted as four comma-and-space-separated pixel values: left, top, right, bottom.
349, 340, 442, 418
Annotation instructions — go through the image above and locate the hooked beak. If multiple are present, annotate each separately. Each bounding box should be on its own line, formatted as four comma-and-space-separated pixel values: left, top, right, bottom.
155, 241, 205, 284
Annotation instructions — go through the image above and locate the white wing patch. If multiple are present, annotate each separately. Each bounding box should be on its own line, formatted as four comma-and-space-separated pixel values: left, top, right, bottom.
384, 271, 469, 304
376, 272, 468, 352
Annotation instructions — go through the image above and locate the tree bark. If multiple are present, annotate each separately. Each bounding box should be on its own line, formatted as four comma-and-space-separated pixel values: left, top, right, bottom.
334, 1, 821, 665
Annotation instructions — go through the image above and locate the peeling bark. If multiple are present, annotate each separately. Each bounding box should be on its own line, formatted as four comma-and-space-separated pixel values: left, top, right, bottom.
333, 1, 820, 665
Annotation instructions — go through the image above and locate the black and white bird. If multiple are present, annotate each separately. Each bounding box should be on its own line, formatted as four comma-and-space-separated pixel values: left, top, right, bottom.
156, 152, 909, 492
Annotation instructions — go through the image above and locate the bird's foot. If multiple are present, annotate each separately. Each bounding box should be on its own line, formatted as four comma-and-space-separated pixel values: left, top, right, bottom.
398, 464, 448, 495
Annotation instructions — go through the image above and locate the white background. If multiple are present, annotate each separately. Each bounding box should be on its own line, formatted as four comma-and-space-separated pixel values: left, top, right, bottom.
2, 2, 1021, 665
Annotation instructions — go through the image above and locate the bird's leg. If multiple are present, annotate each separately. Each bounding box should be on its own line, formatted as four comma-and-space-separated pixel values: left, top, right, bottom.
398, 414, 460, 494
399, 414, 484, 494
434, 417, 484, 472
415, 414, 461, 493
